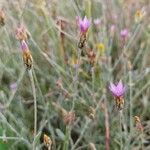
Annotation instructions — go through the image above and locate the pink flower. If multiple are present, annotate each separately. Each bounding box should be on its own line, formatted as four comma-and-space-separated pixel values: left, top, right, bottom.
79, 16, 90, 33
109, 80, 126, 98
21, 40, 29, 52
120, 29, 129, 38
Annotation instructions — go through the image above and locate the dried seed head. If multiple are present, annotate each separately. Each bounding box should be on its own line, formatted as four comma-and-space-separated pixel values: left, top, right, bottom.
115, 97, 124, 111
88, 106, 95, 120
87, 50, 96, 64
43, 134, 52, 149
63, 111, 76, 126
0, 10, 5, 26
135, 9, 145, 23
134, 116, 143, 132
78, 33, 87, 49
20, 41, 33, 70
22, 50, 33, 70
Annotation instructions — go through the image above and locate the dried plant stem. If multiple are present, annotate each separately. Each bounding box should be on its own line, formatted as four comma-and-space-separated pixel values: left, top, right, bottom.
140, 132, 144, 150
28, 69, 37, 149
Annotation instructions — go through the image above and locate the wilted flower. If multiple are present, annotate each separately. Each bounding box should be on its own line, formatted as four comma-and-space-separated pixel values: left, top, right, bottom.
0, 10, 5, 26
87, 50, 96, 65
78, 16, 90, 48
20, 40, 33, 70
63, 111, 76, 126
109, 80, 126, 110
135, 9, 145, 23
79, 16, 90, 34
120, 29, 129, 39
16, 25, 29, 41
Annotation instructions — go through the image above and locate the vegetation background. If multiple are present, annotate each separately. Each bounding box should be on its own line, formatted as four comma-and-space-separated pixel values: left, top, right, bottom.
0, 0, 149, 149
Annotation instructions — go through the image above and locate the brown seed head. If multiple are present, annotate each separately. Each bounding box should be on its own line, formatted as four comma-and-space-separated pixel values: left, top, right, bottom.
23, 50, 33, 70
63, 111, 76, 126
0, 10, 5, 26
43, 134, 52, 148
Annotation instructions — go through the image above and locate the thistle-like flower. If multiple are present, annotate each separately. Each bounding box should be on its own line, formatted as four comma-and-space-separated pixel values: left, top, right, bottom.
120, 29, 129, 39
79, 16, 90, 34
109, 80, 126, 110
21, 40, 33, 70
109, 80, 126, 98
78, 16, 90, 48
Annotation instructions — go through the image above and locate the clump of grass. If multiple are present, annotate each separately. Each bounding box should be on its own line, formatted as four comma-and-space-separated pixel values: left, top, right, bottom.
0, 0, 149, 150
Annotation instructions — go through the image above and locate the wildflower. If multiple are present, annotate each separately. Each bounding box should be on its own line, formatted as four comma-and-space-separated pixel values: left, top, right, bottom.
78, 16, 90, 48
43, 134, 52, 150
0, 10, 5, 26
96, 43, 105, 54
134, 116, 143, 132
21, 40, 33, 70
16, 25, 29, 41
109, 80, 126, 110
79, 16, 90, 34
120, 29, 129, 39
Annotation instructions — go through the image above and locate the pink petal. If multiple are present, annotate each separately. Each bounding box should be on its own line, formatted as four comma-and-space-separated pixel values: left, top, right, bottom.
109, 83, 117, 95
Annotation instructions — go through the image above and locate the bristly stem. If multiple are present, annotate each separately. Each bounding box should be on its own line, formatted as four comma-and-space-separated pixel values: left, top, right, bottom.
28, 69, 37, 149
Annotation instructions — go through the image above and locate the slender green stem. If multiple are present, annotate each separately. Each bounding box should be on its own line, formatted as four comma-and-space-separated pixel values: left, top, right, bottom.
28, 69, 37, 150
119, 111, 123, 150
129, 71, 133, 136
63, 126, 70, 150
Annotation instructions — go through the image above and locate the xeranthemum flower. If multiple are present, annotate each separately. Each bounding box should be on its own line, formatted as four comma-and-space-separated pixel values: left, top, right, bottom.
79, 16, 90, 34
109, 80, 126, 98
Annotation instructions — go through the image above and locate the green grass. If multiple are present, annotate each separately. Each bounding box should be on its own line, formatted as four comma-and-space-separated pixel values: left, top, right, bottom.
0, 0, 149, 149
